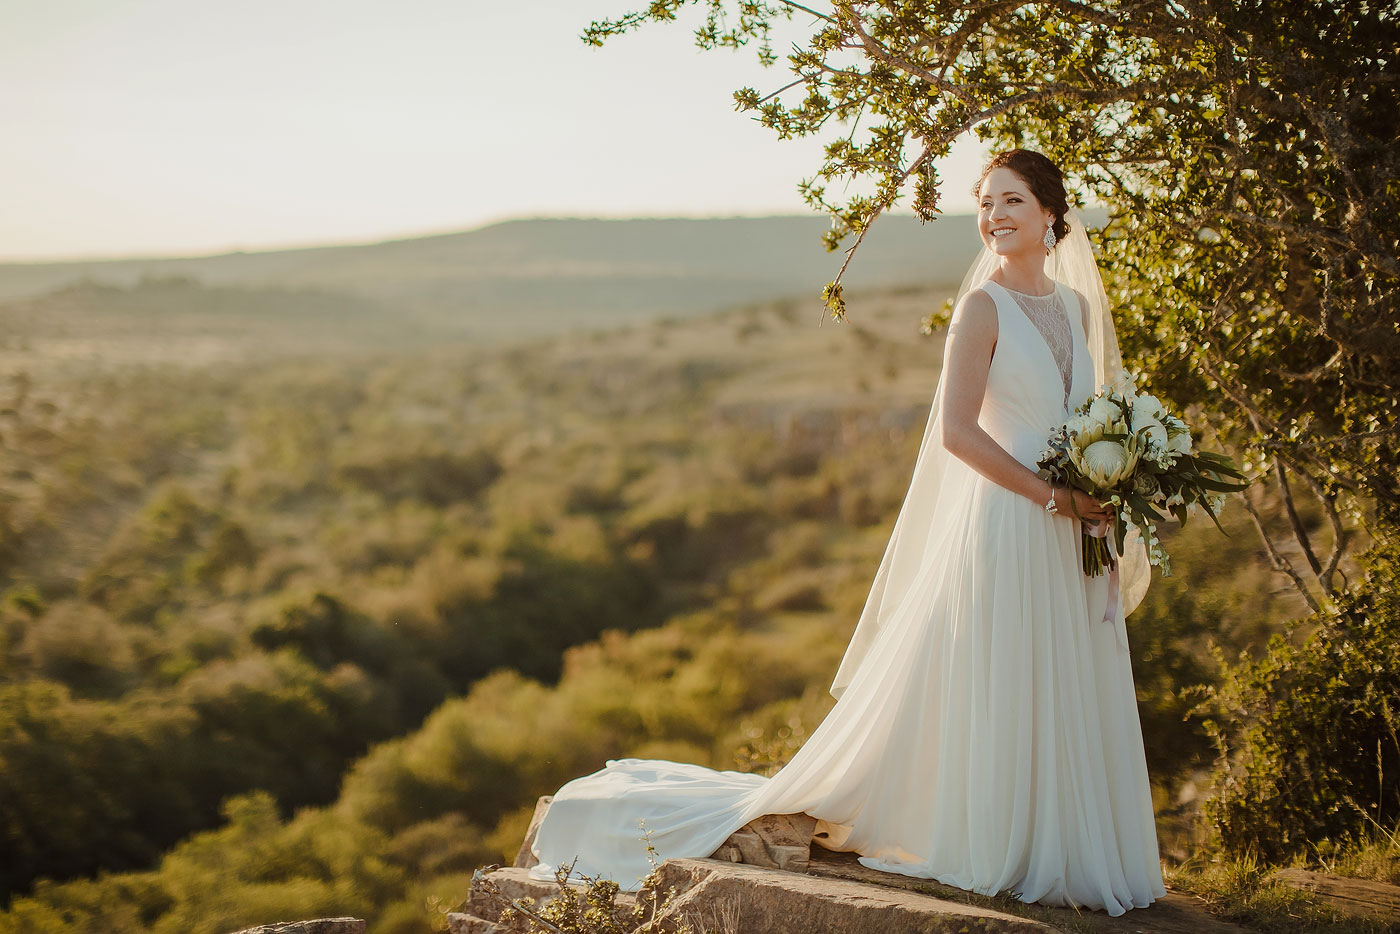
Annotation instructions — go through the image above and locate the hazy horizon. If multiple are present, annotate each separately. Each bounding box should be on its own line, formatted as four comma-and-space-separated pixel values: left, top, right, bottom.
0, 208, 978, 267
1, 0, 988, 262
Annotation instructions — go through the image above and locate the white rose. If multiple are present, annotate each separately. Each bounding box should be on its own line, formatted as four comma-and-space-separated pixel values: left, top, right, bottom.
1167, 428, 1193, 455
1086, 395, 1119, 428
1130, 409, 1168, 448
1135, 392, 1168, 422
1080, 439, 1136, 487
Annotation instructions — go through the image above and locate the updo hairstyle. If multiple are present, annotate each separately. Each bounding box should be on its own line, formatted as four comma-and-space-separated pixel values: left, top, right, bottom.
973, 149, 1071, 245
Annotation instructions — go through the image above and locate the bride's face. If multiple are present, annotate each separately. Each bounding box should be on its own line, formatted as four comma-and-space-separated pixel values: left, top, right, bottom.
978, 168, 1055, 257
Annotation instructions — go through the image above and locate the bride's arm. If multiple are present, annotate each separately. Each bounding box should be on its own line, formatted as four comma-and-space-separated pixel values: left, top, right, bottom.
939, 290, 1111, 522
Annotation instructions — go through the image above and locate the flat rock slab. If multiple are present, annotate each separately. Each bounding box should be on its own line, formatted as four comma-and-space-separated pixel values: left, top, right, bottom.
469, 860, 1048, 933
228, 921, 364, 934
466, 866, 638, 920
445, 912, 509, 934
654, 858, 1055, 932
808, 847, 1254, 934
1269, 867, 1400, 923
711, 811, 818, 872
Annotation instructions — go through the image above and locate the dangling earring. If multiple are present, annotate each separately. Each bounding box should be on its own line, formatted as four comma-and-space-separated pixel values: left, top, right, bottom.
1042, 219, 1057, 251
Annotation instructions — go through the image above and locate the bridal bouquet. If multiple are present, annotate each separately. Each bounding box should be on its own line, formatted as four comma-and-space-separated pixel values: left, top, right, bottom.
1037, 380, 1248, 577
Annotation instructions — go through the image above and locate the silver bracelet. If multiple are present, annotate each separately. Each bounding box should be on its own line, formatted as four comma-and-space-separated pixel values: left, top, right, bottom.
1044, 485, 1059, 514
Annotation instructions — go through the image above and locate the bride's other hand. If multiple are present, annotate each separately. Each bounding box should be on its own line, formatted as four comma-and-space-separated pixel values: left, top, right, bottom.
1064, 488, 1114, 523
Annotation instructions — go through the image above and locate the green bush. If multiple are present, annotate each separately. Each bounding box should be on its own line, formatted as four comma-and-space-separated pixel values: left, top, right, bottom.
1203, 538, 1400, 862
0, 682, 203, 894
0, 792, 407, 934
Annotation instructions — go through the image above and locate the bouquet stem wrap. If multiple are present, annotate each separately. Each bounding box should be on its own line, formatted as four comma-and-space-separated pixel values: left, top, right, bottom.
1086, 519, 1122, 623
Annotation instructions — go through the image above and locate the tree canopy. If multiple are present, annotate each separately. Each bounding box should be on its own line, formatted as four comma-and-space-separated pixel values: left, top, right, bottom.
584, 0, 1399, 607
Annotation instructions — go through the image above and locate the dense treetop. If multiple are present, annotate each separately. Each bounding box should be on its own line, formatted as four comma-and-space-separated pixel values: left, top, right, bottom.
585, 0, 1399, 606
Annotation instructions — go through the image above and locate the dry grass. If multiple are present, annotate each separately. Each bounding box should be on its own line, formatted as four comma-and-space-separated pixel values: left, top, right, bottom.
1165, 845, 1398, 934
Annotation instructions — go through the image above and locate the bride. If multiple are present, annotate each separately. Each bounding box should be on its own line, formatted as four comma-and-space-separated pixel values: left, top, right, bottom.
527, 149, 1168, 916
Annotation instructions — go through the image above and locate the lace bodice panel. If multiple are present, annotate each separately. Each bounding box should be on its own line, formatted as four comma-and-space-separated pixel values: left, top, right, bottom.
1004, 287, 1074, 406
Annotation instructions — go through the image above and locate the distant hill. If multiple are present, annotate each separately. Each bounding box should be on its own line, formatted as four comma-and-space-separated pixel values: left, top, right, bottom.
0, 215, 986, 342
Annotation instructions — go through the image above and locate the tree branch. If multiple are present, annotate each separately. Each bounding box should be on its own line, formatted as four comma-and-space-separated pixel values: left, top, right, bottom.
1211, 210, 1400, 280
1273, 458, 1324, 581
1241, 485, 1322, 615
1276, 449, 1350, 595
841, 11, 980, 106
775, 0, 831, 22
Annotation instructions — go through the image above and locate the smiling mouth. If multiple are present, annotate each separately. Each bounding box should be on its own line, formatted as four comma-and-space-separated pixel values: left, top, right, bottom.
990, 227, 1016, 237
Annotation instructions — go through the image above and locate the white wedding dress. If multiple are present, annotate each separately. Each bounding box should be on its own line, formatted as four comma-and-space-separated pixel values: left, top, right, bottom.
528, 278, 1167, 916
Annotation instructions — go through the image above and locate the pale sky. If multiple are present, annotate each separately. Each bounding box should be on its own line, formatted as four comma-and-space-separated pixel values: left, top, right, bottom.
0, 0, 987, 261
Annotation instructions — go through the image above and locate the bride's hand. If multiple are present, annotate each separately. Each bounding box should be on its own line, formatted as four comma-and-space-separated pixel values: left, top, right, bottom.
1063, 488, 1114, 524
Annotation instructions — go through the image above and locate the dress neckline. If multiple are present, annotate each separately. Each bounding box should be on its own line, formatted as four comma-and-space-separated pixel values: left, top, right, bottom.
990, 280, 1058, 299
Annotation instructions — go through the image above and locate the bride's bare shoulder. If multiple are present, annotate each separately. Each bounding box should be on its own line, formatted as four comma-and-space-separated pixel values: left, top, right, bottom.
950, 286, 998, 330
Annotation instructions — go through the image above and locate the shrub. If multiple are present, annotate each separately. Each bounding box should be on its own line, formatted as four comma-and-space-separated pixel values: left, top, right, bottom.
1202, 538, 1400, 862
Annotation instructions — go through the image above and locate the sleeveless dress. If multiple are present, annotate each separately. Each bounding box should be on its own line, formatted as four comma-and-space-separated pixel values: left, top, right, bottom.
527, 280, 1167, 916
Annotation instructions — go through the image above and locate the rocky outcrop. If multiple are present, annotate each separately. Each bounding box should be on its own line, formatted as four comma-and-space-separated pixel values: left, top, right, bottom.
469, 798, 1260, 934
451, 860, 641, 934
709, 812, 817, 873
651, 858, 1055, 933
446, 913, 508, 934
228, 920, 364, 934
512, 795, 553, 869
808, 848, 1254, 934
458, 859, 1052, 933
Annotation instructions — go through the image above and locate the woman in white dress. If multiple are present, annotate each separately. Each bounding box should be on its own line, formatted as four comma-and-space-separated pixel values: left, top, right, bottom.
527, 150, 1167, 916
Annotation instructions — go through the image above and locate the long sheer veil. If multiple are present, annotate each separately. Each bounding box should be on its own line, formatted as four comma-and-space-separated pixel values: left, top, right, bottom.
829, 208, 1150, 700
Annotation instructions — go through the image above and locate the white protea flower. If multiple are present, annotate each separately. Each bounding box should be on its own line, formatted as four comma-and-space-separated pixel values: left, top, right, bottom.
1066, 414, 1103, 444
1075, 438, 1138, 487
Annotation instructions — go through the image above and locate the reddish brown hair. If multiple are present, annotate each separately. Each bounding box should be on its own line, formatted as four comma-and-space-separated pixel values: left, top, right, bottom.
974, 149, 1071, 244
